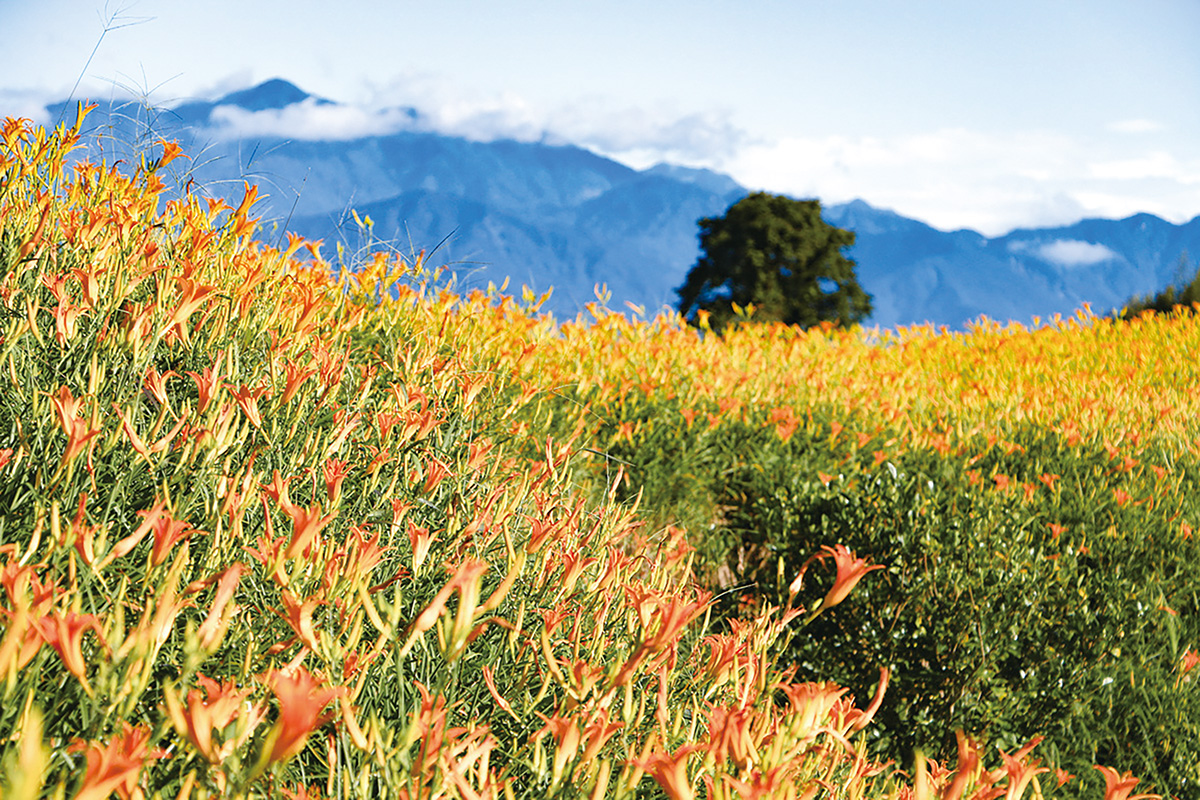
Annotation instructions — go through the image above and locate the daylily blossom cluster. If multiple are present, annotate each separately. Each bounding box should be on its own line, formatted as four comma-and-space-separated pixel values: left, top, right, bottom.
0, 110, 1174, 799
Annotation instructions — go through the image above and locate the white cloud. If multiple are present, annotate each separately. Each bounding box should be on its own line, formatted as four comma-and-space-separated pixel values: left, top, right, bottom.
1107, 119, 1163, 134
1011, 239, 1119, 267
714, 127, 1200, 235
551, 108, 745, 167
719, 128, 1091, 235
400, 93, 745, 166
208, 99, 420, 141
1088, 151, 1186, 181
0, 90, 53, 126
202, 81, 744, 167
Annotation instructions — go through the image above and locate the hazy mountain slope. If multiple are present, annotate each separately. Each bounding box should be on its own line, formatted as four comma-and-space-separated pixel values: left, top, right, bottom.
825, 200, 1200, 328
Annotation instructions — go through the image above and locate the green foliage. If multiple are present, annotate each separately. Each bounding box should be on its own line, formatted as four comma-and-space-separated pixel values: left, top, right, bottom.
579, 396, 1200, 792
675, 192, 872, 332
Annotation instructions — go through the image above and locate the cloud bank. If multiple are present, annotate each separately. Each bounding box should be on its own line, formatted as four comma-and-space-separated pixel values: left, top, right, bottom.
209, 99, 419, 142
0, 90, 54, 126
1107, 119, 1164, 134
202, 83, 744, 167
1027, 239, 1120, 267
719, 127, 1200, 236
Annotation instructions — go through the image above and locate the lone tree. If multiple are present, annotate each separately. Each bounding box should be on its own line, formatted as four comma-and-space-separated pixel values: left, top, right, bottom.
676, 192, 872, 331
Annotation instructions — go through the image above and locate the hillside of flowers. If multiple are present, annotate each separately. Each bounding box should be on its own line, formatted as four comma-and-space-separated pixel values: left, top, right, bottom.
0, 108, 1187, 798
502, 298, 1200, 790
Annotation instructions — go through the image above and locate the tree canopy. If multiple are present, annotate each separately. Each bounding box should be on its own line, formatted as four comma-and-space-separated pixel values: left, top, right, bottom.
675, 192, 872, 332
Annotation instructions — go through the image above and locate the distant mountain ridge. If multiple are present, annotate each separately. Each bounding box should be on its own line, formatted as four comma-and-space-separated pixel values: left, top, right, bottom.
31, 79, 1200, 329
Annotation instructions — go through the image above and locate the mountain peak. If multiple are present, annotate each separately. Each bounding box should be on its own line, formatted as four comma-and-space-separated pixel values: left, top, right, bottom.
825, 198, 931, 236
642, 163, 744, 198
216, 79, 312, 111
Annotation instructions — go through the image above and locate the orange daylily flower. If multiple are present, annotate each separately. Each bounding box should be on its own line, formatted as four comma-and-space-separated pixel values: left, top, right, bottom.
720, 766, 794, 800
103, 501, 199, 569
185, 353, 224, 413
163, 272, 218, 344
416, 458, 451, 494
37, 611, 104, 690
94, 500, 158, 568
790, 544, 885, 612
193, 563, 247, 651
279, 590, 324, 653
402, 559, 488, 657
408, 521, 438, 572
283, 502, 335, 561
280, 784, 325, 800
152, 138, 187, 170
441, 559, 490, 661
1093, 765, 1159, 800
936, 729, 980, 800
322, 457, 351, 504
63, 492, 103, 566
706, 704, 766, 770
48, 385, 101, 468
634, 744, 701, 800
482, 665, 517, 718
0, 560, 54, 678
341, 524, 389, 587
111, 404, 189, 465
777, 680, 847, 740
407, 680, 453, 773
998, 735, 1047, 800
641, 593, 710, 654
281, 360, 316, 406
579, 707, 622, 764
142, 367, 176, 409
17, 192, 51, 261
243, 524, 287, 585
0, 560, 60, 615
847, 667, 890, 732
227, 383, 270, 430
262, 470, 298, 516
535, 713, 583, 783
69, 723, 164, 800
1179, 648, 1200, 683
165, 674, 263, 765
52, 292, 85, 345
263, 667, 343, 765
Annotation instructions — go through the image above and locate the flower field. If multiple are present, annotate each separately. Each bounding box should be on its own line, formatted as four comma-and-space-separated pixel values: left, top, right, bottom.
0, 109, 1193, 798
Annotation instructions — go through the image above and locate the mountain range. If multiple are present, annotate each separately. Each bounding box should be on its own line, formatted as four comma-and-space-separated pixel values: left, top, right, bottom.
33, 78, 1200, 329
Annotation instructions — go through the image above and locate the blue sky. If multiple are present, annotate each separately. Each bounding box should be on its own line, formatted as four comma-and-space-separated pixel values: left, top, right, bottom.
2, 0, 1198, 235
